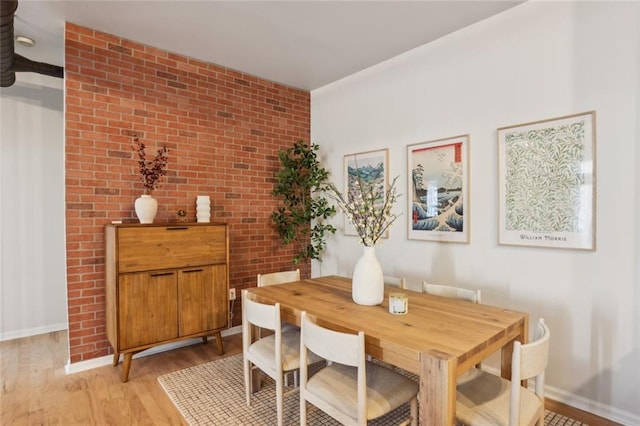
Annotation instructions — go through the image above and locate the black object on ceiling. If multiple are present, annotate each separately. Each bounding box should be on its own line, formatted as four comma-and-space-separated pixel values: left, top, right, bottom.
1, 0, 64, 87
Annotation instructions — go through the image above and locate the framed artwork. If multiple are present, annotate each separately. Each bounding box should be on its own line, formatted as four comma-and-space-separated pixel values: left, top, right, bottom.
497, 111, 596, 250
343, 149, 389, 238
407, 135, 469, 243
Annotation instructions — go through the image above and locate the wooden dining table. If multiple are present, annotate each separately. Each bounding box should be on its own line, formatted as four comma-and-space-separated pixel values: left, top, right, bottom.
244, 275, 528, 425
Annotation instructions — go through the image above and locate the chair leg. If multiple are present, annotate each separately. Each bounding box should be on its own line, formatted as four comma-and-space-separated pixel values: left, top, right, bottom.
294, 370, 299, 387
300, 393, 307, 425
244, 358, 251, 407
276, 374, 284, 426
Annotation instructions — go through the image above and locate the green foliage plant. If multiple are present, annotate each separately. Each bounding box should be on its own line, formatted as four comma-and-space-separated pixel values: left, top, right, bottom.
271, 141, 336, 264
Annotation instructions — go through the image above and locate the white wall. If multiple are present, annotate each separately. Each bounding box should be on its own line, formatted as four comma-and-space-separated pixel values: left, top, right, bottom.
0, 72, 67, 341
311, 2, 639, 423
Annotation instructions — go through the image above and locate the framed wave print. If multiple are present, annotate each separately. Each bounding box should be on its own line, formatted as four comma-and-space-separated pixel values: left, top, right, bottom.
407, 135, 469, 243
497, 111, 596, 250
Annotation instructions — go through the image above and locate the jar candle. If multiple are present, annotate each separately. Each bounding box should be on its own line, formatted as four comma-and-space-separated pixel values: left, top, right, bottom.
389, 293, 408, 315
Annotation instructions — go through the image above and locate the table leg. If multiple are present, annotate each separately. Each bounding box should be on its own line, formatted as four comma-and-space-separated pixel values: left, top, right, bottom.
502, 316, 529, 384
501, 340, 514, 379
419, 351, 456, 426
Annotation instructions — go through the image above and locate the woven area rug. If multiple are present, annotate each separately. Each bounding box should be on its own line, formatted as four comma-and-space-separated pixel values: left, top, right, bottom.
158, 354, 586, 426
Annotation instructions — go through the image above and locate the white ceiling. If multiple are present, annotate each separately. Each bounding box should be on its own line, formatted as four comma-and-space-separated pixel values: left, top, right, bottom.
12, 0, 523, 91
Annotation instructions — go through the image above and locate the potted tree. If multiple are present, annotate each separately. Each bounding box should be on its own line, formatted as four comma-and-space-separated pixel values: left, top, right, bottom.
271, 141, 336, 264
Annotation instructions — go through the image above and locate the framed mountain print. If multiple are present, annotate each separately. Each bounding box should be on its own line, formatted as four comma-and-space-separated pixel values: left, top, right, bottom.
343, 149, 389, 238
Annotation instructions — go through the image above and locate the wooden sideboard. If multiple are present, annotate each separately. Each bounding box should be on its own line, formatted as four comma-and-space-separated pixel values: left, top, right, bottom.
105, 223, 229, 382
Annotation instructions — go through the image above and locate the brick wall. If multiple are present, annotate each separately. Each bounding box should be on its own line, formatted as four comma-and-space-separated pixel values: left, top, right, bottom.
65, 23, 310, 363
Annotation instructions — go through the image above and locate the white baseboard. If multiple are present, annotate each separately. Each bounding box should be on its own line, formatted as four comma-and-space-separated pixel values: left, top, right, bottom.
481, 365, 639, 425
64, 325, 242, 375
0, 322, 67, 342
544, 384, 640, 426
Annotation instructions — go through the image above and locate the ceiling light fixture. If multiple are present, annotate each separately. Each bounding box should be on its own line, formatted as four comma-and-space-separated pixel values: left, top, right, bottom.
15, 35, 35, 47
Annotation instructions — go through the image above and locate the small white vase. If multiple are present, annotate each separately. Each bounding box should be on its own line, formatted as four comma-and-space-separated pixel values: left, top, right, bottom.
134, 194, 158, 224
352, 245, 384, 305
196, 195, 211, 223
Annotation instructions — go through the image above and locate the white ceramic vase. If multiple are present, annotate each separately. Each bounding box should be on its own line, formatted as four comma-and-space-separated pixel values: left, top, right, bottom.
135, 194, 158, 224
351, 245, 384, 305
196, 195, 211, 223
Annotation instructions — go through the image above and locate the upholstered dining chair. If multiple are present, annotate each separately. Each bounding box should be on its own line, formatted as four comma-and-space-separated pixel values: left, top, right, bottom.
241, 290, 321, 426
456, 318, 551, 426
384, 275, 407, 289
257, 269, 301, 329
257, 269, 300, 287
299, 311, 419, 426
256, 269, 301, 385
422, 282, 481, 304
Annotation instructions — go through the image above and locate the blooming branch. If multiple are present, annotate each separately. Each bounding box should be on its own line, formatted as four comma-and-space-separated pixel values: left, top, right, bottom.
134, 137, 168, 193
326, 168, 401, 247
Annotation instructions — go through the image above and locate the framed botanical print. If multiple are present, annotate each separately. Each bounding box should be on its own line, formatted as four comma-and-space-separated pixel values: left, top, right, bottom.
407, 135, 469, 243
343, 149, 389, 238
498, 111, 596, 250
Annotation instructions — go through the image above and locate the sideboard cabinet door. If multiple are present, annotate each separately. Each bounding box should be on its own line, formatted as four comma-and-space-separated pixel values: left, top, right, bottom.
119, 271, 178, 349
178, 265, 228, 336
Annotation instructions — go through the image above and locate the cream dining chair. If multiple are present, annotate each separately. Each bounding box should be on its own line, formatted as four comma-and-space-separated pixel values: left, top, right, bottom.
456, 318, 551, 426
422, 282, 481, 304
257, 269, 301, 385
257, 269, 301, 287
384, 275, 407, 289
299, 311, 419, 426
257, 270, 301, 320
257, 269, 301, 331
241, 290, 321, 426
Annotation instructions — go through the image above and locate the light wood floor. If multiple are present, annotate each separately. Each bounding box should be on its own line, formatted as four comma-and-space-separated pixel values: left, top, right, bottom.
1, 330, 241, 425
1, 330, 619, 425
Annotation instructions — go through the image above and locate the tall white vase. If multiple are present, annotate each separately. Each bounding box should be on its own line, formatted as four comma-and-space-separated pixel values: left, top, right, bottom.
351, 245, 384, 305
196, 195, 211, 223
134, 194, 158, 224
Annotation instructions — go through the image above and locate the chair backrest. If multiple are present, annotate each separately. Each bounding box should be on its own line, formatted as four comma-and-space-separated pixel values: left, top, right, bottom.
516, 318, 550, 381
384, 275, 406, 289
509, 318, 550, 425
257, 269, 300, 287
422, 282, 481, 304
300, 311, 364, 367
242, 290, 280, 331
